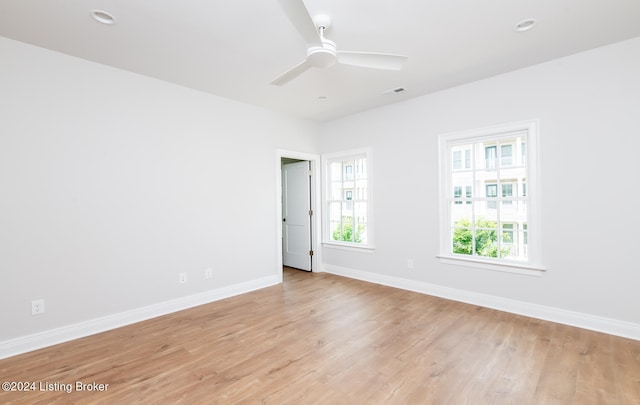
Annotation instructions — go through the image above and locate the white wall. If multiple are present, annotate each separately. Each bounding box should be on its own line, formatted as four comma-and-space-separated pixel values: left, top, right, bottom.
0, 37, 319, 342
319, 37, 640, 328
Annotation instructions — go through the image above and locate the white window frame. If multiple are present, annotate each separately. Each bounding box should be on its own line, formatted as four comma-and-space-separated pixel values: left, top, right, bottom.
322, 148, 374, 252
437, 120, 544, 276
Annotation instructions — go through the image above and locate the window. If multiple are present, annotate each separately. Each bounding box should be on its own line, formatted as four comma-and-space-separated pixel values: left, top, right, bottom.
501, 183, 514, 206
485, 146, 497, 169
501, 144, 513, 166
438, 120, 543, 275
486, 184, 498, 209
453, 148, 471, 170
502, 223, 514, 244
454, 186, 463, 204
453, 151, 463, 170
323, 148, 373, 249
345, 165, 353, 179
454, 186, 473, 205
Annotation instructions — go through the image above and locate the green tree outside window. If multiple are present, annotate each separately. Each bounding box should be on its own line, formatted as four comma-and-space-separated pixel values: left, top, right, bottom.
452, 218, 511, 257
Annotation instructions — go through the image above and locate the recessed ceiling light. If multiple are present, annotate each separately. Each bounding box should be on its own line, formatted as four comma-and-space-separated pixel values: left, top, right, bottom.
515, 18, 536, 32
90, 10, 117, 25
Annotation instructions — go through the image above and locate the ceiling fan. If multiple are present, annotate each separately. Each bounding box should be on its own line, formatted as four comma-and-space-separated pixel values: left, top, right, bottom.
271, 0, 408, 86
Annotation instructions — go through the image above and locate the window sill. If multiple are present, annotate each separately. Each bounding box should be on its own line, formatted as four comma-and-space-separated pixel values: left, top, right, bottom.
437, 255, 546, 276
323, 242, 375, 254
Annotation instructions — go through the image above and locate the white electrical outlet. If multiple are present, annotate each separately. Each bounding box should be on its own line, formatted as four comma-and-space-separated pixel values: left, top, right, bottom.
204, 268, 213, 279
179, 272, 188, 284
407, 259, 414, 269
31, 299, 45, 315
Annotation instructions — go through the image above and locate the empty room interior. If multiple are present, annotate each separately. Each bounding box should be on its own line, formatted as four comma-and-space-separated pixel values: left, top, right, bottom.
1, 0, 639, 403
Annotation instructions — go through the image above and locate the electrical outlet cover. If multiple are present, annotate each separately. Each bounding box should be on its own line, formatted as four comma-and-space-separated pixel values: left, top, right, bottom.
31, 299, 45, 315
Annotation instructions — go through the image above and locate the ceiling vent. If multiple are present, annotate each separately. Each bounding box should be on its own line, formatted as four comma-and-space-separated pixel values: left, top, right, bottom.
382, 87, 406, 95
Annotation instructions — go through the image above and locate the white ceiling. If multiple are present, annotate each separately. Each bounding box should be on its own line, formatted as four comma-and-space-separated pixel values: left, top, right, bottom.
1, 0, 639, 122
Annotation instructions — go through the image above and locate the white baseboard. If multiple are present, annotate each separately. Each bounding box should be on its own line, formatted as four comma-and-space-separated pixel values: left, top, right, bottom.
0, 275, 280, 360
321, 264, 640, 341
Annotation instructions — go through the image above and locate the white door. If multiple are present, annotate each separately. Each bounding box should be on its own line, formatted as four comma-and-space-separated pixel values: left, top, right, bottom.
282, 161, 312, 271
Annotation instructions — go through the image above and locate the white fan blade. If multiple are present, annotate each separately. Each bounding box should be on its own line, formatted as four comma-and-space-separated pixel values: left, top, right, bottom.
271, 60, 312, 86
337, 51, 408, 70
278, 0, 322, 45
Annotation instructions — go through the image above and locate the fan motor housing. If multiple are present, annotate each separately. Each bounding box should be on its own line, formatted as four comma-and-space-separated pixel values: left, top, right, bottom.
307, 40, 337, 68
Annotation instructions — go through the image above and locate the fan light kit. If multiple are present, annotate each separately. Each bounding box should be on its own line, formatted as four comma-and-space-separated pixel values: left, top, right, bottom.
272, 0, 408, 86
90, 10, 116, 25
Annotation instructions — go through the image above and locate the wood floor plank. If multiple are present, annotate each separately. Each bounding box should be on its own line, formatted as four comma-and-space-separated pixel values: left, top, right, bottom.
487, 317, 555, 404
530, 323, 582, 404
612, 337, 640, 404
1, 268, 638, 404
574, 331, 619, 403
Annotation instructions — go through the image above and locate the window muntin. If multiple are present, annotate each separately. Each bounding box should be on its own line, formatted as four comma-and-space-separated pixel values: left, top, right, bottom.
439, 120, 542, 273
323, 150, 372, 248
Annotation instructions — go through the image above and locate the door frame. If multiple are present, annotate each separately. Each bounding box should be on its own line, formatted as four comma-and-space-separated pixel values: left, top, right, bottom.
276, 149, 322, 281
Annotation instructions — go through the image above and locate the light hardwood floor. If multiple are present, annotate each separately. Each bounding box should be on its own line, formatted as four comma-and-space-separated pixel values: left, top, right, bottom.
1, 268, 639, 404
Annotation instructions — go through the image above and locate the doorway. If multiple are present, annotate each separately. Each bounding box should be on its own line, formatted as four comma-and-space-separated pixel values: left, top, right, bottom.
276, 150, 321, 276
282, 159, 312, 271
